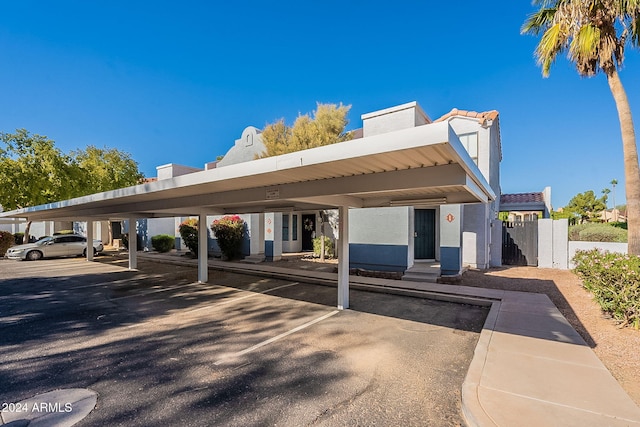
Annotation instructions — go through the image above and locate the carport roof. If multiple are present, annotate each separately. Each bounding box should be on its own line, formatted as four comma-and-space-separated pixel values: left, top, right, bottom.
0, 121, 496, 222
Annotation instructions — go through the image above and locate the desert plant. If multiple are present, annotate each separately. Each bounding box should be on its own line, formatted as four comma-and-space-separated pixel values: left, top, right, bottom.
313, 236, 334, 258
0, 231, 13, 256
178, 218, 199, 255
151, 234, 175, 253
211, 215, 245, 260
573, 249, 640, 329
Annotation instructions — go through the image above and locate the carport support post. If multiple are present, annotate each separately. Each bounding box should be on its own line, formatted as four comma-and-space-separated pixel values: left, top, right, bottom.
338, 206, 349, 310
198, 213, 208, 283
86, 220, 94, 261
128, 218, 137, 270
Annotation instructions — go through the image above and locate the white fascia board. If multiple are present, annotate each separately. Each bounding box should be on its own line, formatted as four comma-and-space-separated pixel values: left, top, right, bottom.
0, 121, 493, 220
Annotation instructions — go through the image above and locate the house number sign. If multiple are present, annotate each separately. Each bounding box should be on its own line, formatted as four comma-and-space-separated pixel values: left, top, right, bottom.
266, 188, 280, 200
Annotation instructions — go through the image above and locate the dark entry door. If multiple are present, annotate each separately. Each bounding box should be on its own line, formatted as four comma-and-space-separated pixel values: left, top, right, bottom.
414, 209, 436, 259
301, 214, 315, 251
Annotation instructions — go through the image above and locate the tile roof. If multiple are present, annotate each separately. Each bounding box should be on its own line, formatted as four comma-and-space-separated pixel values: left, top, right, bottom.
500, 192, 544, 204
434, 108, 499, 126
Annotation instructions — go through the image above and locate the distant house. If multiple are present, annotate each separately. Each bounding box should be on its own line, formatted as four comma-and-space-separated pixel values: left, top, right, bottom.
500, 187, 552, 221
600, 208, 626, 223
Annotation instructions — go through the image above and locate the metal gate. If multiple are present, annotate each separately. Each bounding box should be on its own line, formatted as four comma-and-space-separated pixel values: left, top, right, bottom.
502, 221, 538, 266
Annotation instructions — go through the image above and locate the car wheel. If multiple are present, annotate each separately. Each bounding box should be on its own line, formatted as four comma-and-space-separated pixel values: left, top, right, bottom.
26, 250, 43, 261
82, 248, 98, 257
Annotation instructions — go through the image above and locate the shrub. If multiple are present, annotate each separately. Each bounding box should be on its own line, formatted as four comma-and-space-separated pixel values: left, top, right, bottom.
573, 249, 640, 329
151, 234, 175, 253
313, 236, 334, 257
568, 223, 627, 242
211, 215, 245, 260
13, 232, 24, 245
610, 221, 628, 230
178, 218, 199, 255
0, 231, 13, 256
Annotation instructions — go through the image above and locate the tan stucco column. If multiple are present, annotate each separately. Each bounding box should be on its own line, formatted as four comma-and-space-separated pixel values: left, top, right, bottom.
198, 212, 208, 283
86, 220, 94, 261
128, 217, 137, 270
337, 206, 349, 310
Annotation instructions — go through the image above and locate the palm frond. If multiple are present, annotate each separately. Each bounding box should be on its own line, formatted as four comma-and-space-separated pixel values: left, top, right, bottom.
522, 7, 558, 35
569, 24, 600, 60
536, 23, 567, 76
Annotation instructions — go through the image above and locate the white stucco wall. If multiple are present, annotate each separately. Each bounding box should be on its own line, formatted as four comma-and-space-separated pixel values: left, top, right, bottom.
463, 203, 490, 269
349, 207, 410, 245
216, 126, 266, 167
361, 102, 430, 138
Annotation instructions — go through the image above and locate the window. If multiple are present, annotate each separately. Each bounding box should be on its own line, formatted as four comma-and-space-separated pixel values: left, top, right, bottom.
282, 214, 289, 241
292, 215, 298, 241
458, 132, 478, 165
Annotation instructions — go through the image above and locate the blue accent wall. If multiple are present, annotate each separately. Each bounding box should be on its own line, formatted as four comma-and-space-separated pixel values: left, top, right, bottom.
265, 240, 274, 261
440, 246, 461, 275
349, 243, 408, 272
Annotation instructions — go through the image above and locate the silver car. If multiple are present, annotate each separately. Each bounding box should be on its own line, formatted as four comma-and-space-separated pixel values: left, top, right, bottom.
5, 234, 104, 261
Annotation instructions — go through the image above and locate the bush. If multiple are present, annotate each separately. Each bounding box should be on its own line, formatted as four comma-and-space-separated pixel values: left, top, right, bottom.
151, 234, 175, 253
13, 232, 24, 245
0, 231, 13, 256
313, 236, 334, 257
573, 249, 640, 329
178, 218, 199, 255
610, 221, 628, 230
211, 215, 245, 260
568, 223, 627, 242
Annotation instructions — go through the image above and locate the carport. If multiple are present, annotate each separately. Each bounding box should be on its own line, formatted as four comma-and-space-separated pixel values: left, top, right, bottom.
0, 121, 495, 309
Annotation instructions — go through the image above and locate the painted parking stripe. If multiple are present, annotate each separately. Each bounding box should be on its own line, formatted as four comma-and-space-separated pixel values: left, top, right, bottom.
213, 310, 340, 366
183, 282, 301, 314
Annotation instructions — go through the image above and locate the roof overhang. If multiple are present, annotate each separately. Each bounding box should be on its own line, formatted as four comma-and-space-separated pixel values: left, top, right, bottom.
0, 121, 496, 222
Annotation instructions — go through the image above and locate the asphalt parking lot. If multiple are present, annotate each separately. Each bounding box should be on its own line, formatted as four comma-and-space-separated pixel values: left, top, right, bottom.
0, 256, 488, 426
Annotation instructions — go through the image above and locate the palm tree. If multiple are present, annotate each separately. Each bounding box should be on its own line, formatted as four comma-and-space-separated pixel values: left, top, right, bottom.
522, 0, 640, 254
602, 187, 611, 220
611, 178, 618, 220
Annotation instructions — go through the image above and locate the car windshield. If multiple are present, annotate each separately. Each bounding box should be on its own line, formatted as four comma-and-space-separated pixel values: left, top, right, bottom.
35, 236, 53, 246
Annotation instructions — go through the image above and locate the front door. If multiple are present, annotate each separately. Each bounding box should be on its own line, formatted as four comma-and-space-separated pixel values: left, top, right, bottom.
414, 209, 436, 259
301, 214, 315, 251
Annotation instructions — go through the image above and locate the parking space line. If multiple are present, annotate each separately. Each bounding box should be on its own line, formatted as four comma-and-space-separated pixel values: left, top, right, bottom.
184, 282, 301, 314
213, 310, 340, 365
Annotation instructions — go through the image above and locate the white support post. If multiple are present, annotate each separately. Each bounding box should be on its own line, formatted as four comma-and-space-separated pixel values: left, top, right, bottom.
337, 206, 350, 310
128, 217, 137, 270
86, 220, 94, 261
198, 212, 208, 283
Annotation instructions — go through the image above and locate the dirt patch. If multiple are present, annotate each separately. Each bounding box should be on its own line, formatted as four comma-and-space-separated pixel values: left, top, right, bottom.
460, 266, 640, 406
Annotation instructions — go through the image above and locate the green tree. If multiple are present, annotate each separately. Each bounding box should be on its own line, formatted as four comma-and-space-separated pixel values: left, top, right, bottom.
0, 129, 144, 242
0, 129, 84, 242
564, 190, 608, 222
258, 103, 352, 158
74, 145, 143, 193
522, 0, 640, 254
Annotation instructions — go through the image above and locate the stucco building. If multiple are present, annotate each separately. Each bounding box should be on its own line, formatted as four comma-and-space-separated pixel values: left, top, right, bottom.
140, 101, 503, 276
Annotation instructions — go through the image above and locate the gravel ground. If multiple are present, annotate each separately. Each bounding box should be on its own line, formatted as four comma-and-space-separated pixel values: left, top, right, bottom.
459, 266, 640, 406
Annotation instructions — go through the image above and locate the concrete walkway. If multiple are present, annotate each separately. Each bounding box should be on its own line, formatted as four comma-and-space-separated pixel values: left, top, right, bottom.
135, 252, 640, 427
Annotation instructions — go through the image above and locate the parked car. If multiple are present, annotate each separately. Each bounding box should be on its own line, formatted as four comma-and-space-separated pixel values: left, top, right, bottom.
5, 234, 104, 261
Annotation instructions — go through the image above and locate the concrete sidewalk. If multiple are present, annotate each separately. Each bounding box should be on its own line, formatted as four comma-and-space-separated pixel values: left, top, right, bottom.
135, 252, 640, 427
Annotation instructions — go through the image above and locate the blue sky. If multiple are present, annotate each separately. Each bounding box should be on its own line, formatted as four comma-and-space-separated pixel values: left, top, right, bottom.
1, 1, 638, 209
